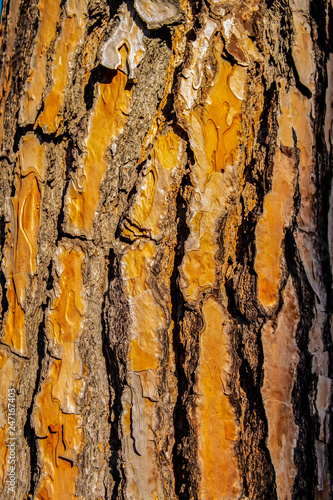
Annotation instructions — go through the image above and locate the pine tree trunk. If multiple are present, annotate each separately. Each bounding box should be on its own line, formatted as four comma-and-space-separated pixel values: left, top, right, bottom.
0, 0, 332, 498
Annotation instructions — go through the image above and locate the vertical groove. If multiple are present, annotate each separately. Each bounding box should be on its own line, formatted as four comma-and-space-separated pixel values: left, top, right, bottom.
103, 248, 129, 499
23, 303, 47, 497
285, 231, 317, 498
171, 167, 200, 500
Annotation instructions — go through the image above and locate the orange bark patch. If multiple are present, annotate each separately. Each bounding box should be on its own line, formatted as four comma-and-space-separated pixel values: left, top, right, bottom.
129, 335, 159, 372
194, 59, 244, 181
122, 241, 164, 372
182, 224, 216, 300
154, 129, 182, 171
125, 129, 183, 240
12, 174, 42, 280
48, 246, 85, 345
66, 70, 132, 236
120, 232, 172, 497
2, 279, 26, 356
2, 134, 45, 356
181, 54, 245, 301
291, 89, 315, 231
262, 278, 299, 499
122, 241, 156, 297
34, 375, 82, 500
187, 56, 244, 191
19, 0, 62, 125
33, 245, 85, 498
194, 297, 241, 499
19, 133, 46, 180
255, 148, 295, 308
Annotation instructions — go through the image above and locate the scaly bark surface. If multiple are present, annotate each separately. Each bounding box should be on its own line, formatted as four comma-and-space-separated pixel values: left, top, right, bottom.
0, 0, 332, 498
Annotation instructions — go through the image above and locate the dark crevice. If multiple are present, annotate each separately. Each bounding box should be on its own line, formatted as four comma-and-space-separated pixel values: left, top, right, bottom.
282, 2, 316, 108
24, 300, 48, 498
225, 281, 277, 499
84, 66, 117, 111
56, 139, 75, 242
329, 1, 333, 53
223, 63, 280, 497
85, 0, 110, 35
310, 0, 330, 54
114, 184, 138, 242
1, 0, 11, 28
323, 143, 333, 492
284, 230, 317, 500
249, 79, 278, 209
0, 215, 9, 329
12, 122, 69, 159
45, 260, 54, 291
309, 0, 333, 491
171, 159, 201, 499
106, 0, 126, 20
0, 155, 14, 163
283, 0, 313, 99
58, 231, 89, 242
144, 23, 174, 51
237, 325, 276, 496
102, 248, 130, 499
12, 124, 36, 153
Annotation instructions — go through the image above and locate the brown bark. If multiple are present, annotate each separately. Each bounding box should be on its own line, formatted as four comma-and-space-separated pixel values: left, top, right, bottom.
0, 0, 332, 498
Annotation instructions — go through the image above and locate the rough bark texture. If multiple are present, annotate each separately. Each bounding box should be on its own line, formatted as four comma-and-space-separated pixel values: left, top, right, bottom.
0, 0, 332, 498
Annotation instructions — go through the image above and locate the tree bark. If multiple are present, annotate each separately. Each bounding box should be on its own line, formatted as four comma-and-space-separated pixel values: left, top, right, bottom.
0, 0, 332, 498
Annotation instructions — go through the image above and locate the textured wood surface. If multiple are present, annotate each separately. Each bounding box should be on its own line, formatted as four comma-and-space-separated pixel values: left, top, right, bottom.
0, 0, 332, 498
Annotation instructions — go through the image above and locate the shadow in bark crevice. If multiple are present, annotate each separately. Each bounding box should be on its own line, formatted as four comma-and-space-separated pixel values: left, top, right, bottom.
0, 215, 9, 330
284, 230, 317, 499
222, 62, 280, 499
170, 163, 201, 500
23, 301, 48, 498
101, 247, 130, 499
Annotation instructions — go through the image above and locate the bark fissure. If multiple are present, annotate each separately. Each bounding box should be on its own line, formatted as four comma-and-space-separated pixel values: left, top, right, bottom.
171, 168, 199, 500
103, 249, 129, 499
284, 230, 317, 498
0, 0, 332, 497
24, 303, 48, 497
0, 215, 8, 327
